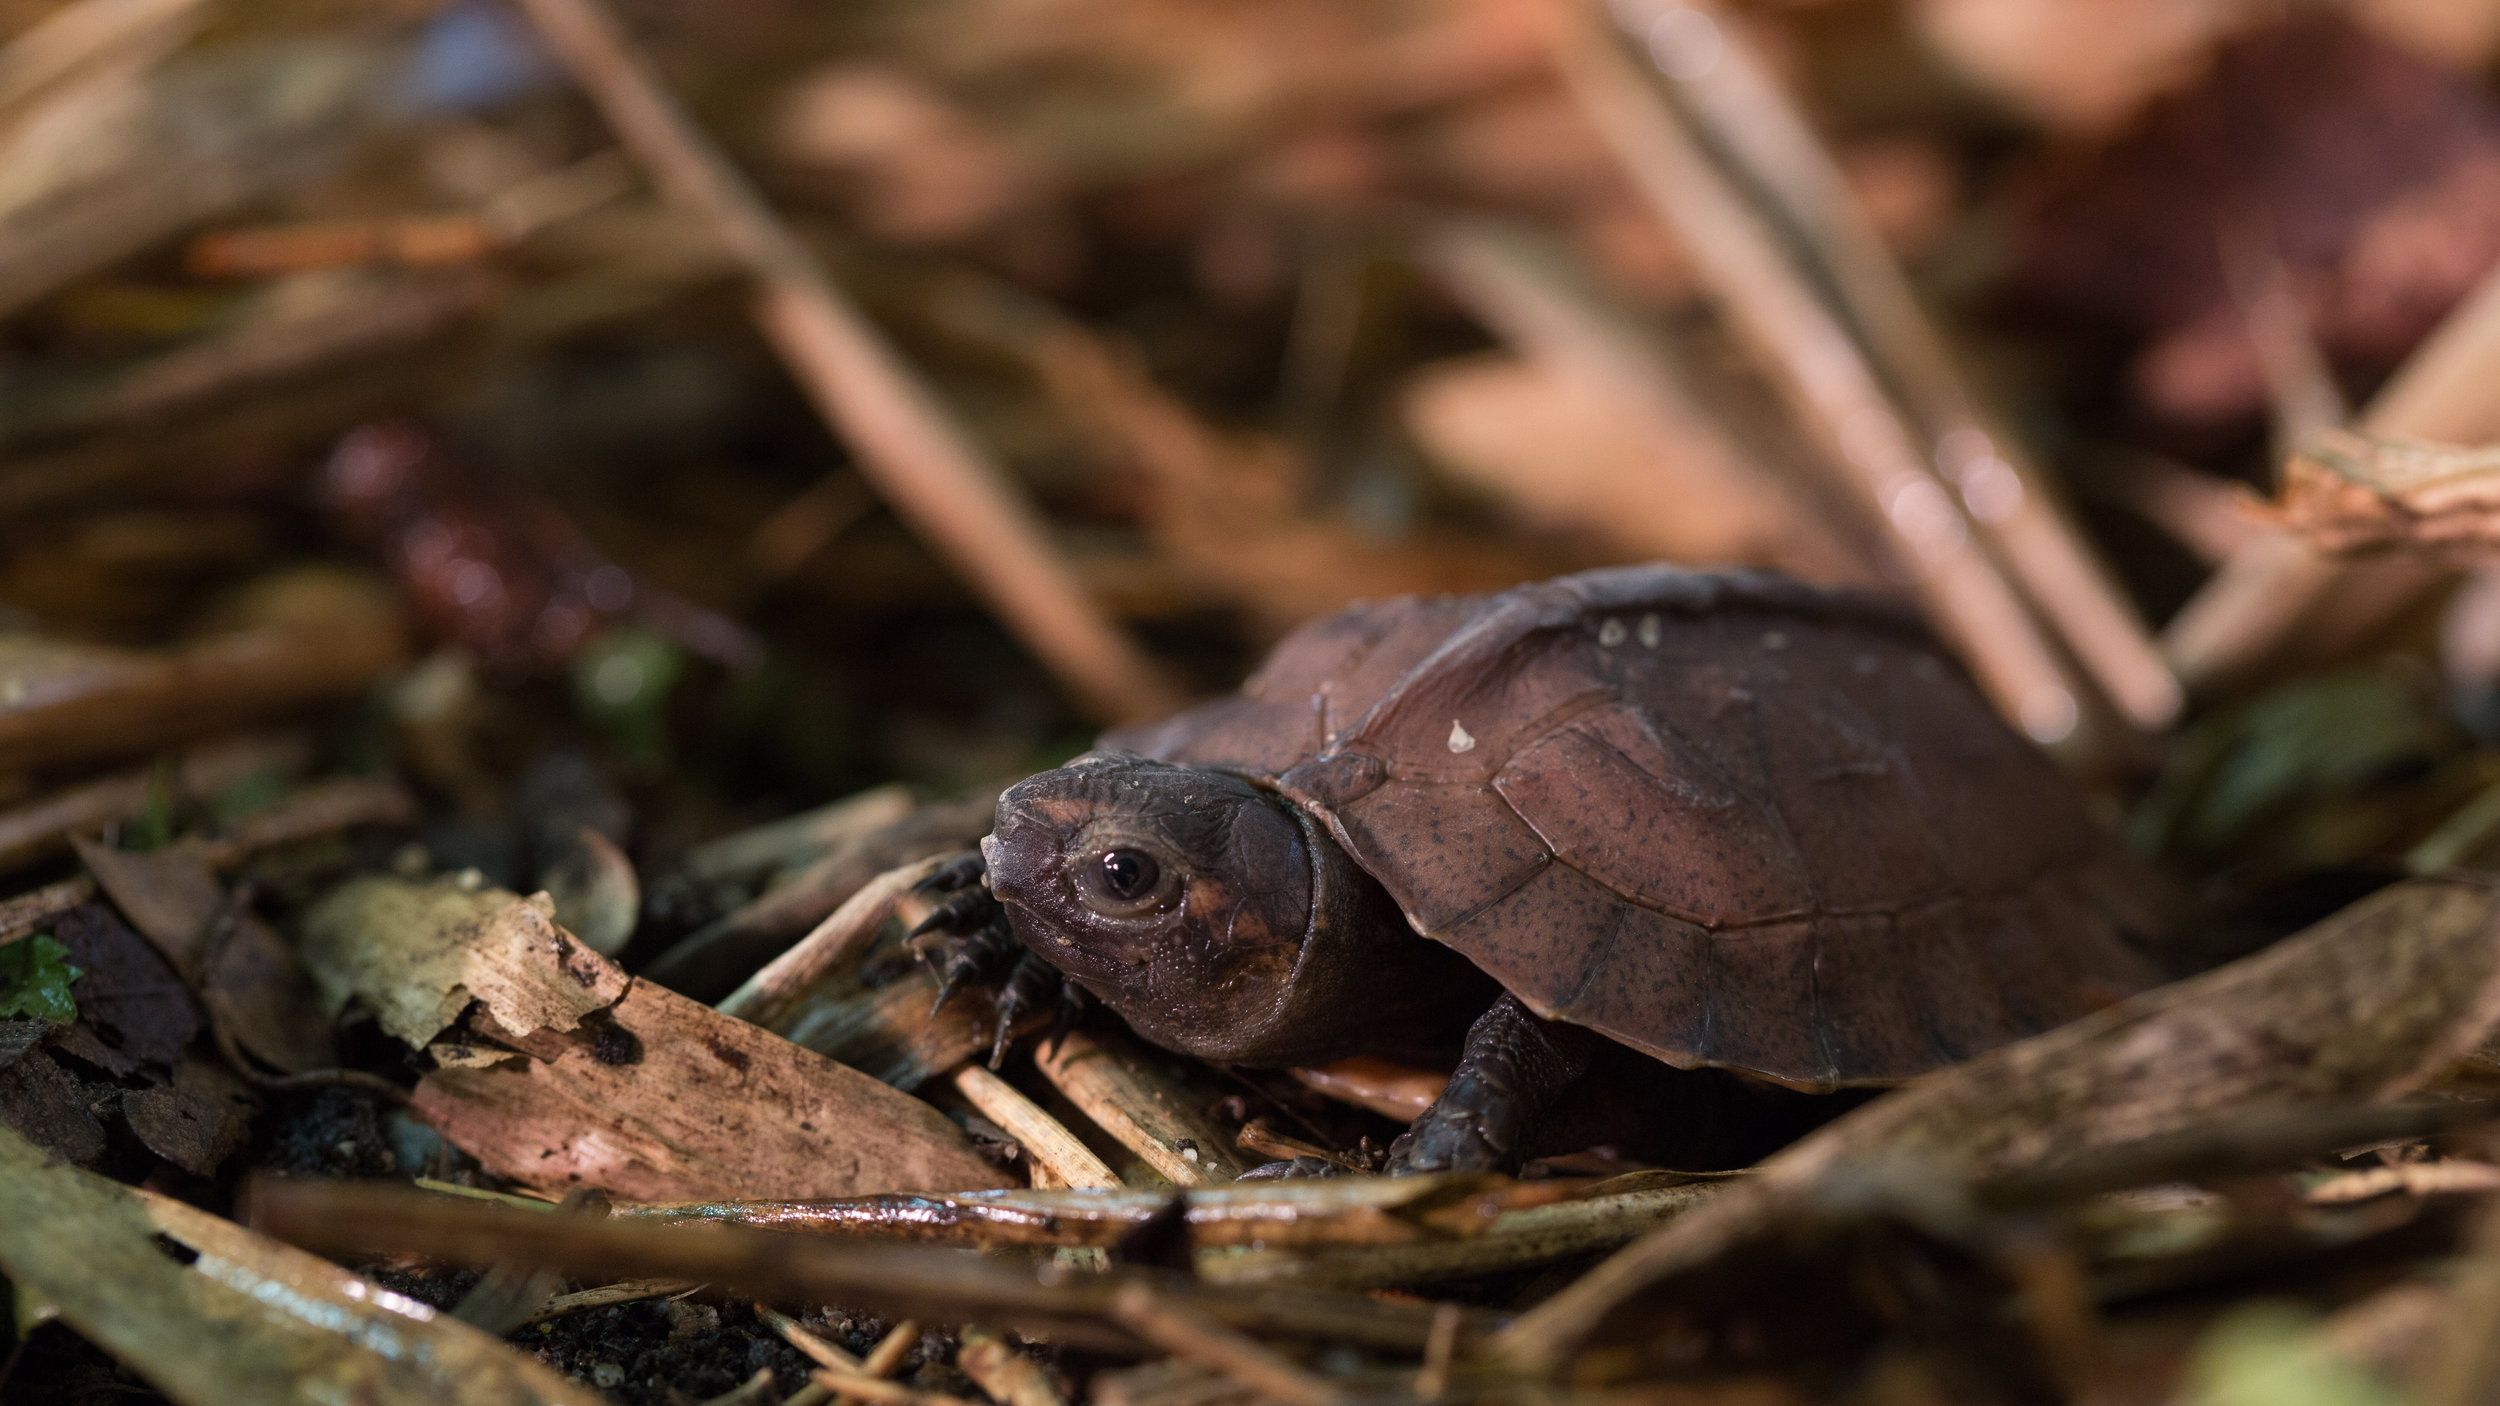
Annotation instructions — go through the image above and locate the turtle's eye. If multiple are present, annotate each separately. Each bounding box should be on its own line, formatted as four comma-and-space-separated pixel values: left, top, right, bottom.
1079, 846, 1175, 914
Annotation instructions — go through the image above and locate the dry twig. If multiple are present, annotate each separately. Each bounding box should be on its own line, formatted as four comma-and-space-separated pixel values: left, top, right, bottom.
509, 0, 1180, 723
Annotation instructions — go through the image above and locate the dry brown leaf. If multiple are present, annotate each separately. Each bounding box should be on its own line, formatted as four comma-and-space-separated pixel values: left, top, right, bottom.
414, 974, 1009, 1200
1410, 223, 1880, 586
2017, 15, 2500, 428
299, 876, 629, 1049
1496, 874, 2500, 1374
2272, 428, 2500, 556
1403, 353, 1843, 577
308, 873, 1006, 1198
78, 836, 334, 1072
0, 575, 407, 773
0, 1122, 605, 1406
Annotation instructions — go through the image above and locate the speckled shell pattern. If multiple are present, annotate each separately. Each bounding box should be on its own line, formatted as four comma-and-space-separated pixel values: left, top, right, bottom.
1105, 565, 2171, 1090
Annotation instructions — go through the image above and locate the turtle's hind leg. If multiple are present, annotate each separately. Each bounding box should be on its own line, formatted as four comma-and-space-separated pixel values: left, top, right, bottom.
1388, 993, 1600, 1175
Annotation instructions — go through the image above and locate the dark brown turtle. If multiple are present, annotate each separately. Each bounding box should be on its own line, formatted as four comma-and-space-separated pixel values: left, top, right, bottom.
920, 565, 2175, 1173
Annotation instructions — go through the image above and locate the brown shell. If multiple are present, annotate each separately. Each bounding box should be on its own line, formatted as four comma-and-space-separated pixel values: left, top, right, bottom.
1106, 566, 2169, 1089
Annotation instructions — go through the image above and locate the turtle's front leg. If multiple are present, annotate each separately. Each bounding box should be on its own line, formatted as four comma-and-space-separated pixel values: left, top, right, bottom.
1388, 993, 1599, 1175
910, 853, 1087, 1066
909, 853, 1022, 1007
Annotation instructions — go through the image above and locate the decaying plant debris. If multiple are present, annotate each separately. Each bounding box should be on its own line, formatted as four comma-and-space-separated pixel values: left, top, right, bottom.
26, 0, 2500, 1403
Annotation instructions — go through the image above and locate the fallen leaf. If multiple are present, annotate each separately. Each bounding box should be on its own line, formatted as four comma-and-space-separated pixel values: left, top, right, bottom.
121, 1055, 255, 1177
300, 875, 629, 1048
0, 930, 79, 1024
537, 824, 640, 956
2017, 15, 2500, 427
46, 901, 197, 1074
2271, 428, 2500, 557
0, 1121, 606, 1406
0, 1048, 107, 1165
78, 837, 335, 1071
414, 973, 1010, 1200
1496, 874, 2500, 1373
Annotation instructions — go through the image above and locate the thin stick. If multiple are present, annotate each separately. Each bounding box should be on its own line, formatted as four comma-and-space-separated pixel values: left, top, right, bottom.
952, 1064, 1123, 1191
717, 856, 945, 1029
1032, 1030, 1246, 1185
1552, 4, 2109, 746
0, 732, 310, 871
509, 0, 1179, 724
768, 1311, 931, 1406
1420, 220, 1879, 584
0, 0, 203, 123
1620, 0, 2178, 731
956, 1330, 1069, 1406
523, 1279, 698, 1325
1415, 1304, 1464, 1401
761, 1306, 866, 1372
1110, 1284, 1346, 1406
806, 1370, 982, 1406
250, 1177, 1475, 1354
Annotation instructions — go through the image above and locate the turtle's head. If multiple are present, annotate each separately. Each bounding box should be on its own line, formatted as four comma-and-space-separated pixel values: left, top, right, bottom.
983, 752, 1379, 1064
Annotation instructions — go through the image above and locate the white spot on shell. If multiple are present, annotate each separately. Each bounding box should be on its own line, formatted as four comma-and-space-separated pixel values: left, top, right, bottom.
1638, 614, 1661, 647
1448, 720, 1476, 754
1761, 630, 1789, 650
1598, 618, 1627, 647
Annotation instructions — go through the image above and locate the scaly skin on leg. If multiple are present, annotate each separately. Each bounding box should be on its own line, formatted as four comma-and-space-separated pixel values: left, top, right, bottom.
1388, 993, 1600, 1175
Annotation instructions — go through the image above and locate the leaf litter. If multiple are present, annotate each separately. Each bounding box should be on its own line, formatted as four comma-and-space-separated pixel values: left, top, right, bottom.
19, 1, 2500, 1404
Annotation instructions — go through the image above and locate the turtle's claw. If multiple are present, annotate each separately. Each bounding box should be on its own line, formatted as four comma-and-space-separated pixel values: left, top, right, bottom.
1044, 977, 1089, 1048
989, 953, 1045, 1067
909, 885, 999, 941
911, 852, 1021, 1015
910, 852, 1082, 1065
915, 850, 987, 898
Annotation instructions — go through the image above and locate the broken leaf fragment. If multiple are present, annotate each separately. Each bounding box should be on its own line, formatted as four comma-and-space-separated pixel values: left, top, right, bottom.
0, 1122, 605, 1406
0, 933, 79, 1025
2272, 428, 2500, 558
414, 974, 1010, 1200
299, 875, 627, 1047
304, 873, 1004, 1199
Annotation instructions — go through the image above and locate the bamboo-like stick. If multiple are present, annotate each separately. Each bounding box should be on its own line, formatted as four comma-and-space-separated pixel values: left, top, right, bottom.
508, 0, 1181, 724
1031, 1030, 1247, 1186
952, 1064, 1124, 1191
1555, 0, 2162, 746
716, 856, 946, 1030
1612, 0, 2178, 731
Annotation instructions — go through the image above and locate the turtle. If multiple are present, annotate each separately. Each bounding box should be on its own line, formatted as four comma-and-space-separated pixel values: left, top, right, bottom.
916, 565, 2176, 1174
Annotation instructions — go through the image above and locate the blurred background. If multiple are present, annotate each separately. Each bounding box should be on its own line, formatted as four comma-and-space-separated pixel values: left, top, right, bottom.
13, 0, 2500, 900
